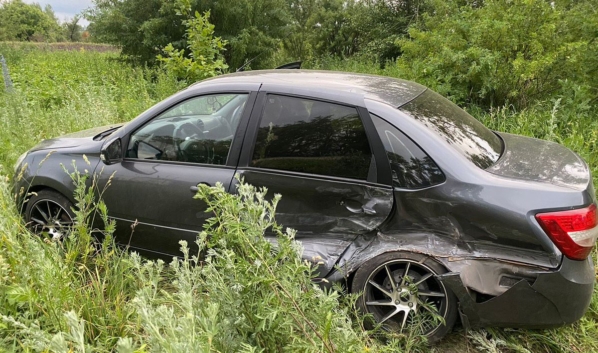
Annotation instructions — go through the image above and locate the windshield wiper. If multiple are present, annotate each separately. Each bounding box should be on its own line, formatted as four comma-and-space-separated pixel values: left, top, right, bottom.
93, 126, 121, 141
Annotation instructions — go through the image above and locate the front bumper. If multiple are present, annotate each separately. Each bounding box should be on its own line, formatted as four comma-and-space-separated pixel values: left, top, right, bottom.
441, 256, 595, 328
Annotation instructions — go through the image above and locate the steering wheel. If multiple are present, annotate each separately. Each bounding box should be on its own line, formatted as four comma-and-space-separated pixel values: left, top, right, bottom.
218, 116, 233, 137
174, 122, 206, 162
230, 102, 246, 131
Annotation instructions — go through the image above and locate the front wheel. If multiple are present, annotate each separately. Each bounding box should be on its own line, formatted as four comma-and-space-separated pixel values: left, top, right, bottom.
25, 190, 75, 241
351, 251, 458, 344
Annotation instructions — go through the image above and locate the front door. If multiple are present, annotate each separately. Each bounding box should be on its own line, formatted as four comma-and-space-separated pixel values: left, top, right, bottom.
98, 92, 252, 256
236, 93, 394, 276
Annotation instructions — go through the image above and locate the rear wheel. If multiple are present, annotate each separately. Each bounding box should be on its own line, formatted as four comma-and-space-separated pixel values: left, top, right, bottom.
352, 251, 457, 344
25, 190, 75, 241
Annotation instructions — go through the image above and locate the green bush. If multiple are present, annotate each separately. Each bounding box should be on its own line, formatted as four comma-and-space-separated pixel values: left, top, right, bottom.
158, 0, 228, 83
395, 0, 598, 109
0, 164, 422, 352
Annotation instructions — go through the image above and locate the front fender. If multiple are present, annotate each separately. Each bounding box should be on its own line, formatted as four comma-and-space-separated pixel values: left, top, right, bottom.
14, 149, 102, 208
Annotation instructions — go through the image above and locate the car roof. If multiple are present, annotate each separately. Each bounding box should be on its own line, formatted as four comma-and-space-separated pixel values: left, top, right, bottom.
191, 70, 427, 108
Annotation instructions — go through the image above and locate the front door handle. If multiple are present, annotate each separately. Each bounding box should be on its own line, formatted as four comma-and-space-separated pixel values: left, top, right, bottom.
190, 182, 211, 193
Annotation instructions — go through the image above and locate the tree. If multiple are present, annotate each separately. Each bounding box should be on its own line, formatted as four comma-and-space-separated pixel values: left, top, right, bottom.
282, 0, 319, 60
63, 15, 83, 42
87, 0, 185, 63
87, 0, 289, 69
0, 0, 62, 42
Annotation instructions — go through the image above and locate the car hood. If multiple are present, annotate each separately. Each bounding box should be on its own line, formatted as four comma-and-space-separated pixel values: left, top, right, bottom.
30, 124, 123, 152
487, 132, 590, 191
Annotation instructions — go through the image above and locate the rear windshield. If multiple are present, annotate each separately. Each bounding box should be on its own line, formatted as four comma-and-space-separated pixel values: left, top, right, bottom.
400, 90, 502, 169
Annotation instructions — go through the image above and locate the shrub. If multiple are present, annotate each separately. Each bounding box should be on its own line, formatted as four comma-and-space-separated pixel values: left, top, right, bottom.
396, 0, 598, 109
158, 0, 228, 83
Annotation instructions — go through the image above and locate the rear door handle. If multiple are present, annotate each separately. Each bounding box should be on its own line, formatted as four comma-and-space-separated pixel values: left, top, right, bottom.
190, 182, 211, 193
362, 206, 377, 215
342, 200, 377, 215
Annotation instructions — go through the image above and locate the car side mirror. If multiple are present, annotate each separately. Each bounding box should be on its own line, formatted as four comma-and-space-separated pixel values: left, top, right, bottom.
100, 138, 123, 165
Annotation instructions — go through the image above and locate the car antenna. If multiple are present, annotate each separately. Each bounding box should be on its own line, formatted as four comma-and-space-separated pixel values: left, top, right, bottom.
236, 53, 263, 72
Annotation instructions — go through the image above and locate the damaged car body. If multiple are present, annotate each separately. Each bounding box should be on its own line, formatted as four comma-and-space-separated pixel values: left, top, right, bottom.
13, 70, 596, 342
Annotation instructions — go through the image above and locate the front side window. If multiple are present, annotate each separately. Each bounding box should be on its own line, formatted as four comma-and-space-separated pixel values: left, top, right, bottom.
400, 90, 502, 169
371, 114, 445, 189
251, 95, 372, 180
127, 93, 248, 165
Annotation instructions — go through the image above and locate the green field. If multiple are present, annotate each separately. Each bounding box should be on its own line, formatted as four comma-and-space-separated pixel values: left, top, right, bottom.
0, 43, 597, 352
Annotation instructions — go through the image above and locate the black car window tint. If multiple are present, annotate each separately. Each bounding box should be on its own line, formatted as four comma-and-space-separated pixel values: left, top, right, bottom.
126, 94, 248, 165
371, 114, 445, 189
251, 95, 372, 180
400, 89, 502, 169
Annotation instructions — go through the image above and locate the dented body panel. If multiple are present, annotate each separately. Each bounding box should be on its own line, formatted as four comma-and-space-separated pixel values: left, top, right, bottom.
235, 169, 394, 277
237, 170, 394, 235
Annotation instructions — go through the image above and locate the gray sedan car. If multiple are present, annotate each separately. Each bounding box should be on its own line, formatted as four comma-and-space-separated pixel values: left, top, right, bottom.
13, 70, 596, 342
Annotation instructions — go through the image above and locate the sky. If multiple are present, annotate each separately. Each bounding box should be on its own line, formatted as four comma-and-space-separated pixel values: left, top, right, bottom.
23, 0, 94, 26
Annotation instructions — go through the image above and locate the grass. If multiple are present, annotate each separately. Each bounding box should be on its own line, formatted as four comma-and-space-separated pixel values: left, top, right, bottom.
0, 44, 597, 352
0, 41, 119, 53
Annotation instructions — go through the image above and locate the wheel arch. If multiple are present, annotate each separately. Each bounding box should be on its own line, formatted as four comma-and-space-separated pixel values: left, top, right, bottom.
19, 182, 75, 214
336, 231, 556, 302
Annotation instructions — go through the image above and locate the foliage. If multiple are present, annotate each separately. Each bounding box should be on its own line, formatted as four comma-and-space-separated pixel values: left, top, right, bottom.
305, 0, 427, 62
0, 0, 63, 42
87, 0, 187, 64
130, 180, 388, 352
0, 42, 184, 169
85, 0, 422, 68
0, 159, 141, 350
195, 0, 290, 70
87, 0, 290, 69
158, 1, 228, 83
396, 0, 598, 108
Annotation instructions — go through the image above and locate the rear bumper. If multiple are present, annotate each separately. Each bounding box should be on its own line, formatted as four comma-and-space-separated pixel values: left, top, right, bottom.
441, 256, 595, 328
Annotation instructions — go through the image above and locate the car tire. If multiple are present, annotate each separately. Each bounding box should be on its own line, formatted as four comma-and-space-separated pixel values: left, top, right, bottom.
351, 251, 458, 344
25, 189, 76, 241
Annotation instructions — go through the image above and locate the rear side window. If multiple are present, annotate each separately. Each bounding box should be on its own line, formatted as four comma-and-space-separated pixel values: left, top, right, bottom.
400, 90, 502, 169
371, 115, 445, 189
251, 95, 372, 180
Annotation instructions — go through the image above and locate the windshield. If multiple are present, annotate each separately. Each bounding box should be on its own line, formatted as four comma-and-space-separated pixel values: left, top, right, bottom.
400, 90, 502, 169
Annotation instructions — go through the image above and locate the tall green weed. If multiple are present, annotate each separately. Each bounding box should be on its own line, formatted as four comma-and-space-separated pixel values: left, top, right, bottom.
0, 43, 184, 170
0, 166, 424, 352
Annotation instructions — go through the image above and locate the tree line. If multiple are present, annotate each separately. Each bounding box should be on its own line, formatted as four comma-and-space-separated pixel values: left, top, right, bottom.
0, 0, 86, 42
1, 0, 596, 110
86, 0, 425, 69
87, 0, 598, 109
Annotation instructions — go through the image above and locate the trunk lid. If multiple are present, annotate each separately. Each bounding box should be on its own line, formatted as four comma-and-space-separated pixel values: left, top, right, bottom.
487, 133, 591, 191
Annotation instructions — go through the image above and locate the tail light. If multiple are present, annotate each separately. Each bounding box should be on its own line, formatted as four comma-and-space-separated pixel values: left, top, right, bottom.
535, 204, 598, 260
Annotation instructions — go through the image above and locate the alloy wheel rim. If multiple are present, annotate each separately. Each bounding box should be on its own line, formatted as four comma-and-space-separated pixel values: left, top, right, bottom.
363, 259, 448, 336
29, 199, 74, 241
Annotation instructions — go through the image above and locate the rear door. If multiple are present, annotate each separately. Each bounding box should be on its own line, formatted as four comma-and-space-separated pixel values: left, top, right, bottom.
235, 90, 394, 277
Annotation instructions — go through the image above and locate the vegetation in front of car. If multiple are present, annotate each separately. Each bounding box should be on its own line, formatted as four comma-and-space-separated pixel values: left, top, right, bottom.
130, 180, 397, 352
0, 163, 141, 350
1, 159, 423, 352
